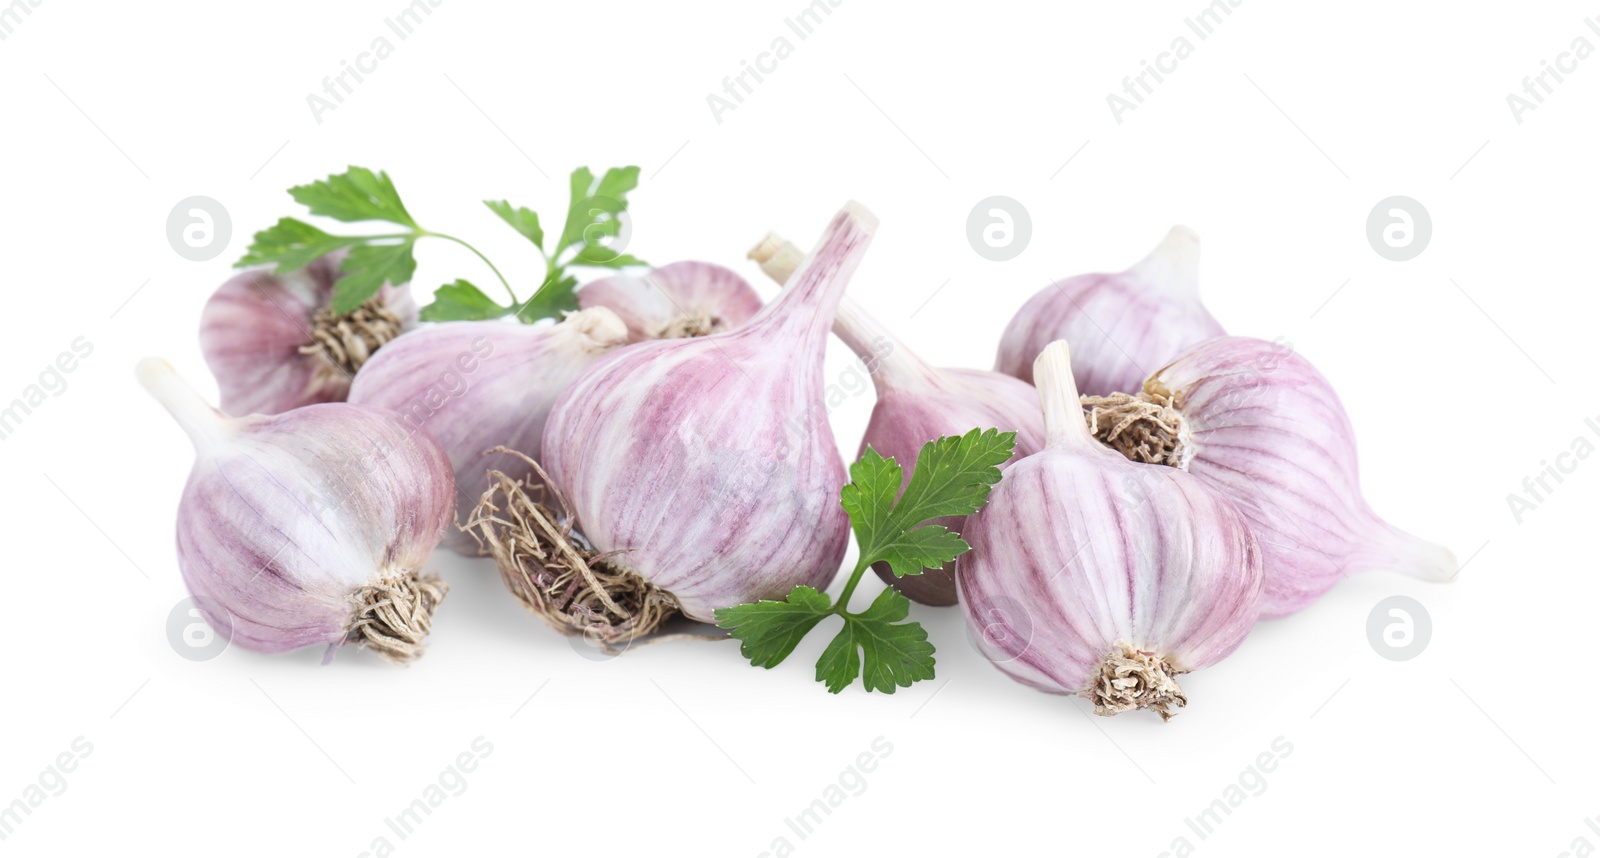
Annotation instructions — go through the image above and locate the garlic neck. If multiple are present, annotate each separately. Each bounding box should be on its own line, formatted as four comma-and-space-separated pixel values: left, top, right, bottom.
749, 230, 932, 393
136, 357, 235, 451
1032, 341, 1099, 451
1127, 225, 1202, 299
742, 203, 877, 347
562, 305, 630, 352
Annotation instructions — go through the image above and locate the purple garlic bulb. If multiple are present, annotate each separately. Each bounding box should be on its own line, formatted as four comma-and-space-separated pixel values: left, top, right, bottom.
348, 307, 630, 554
994, 226, 1224, 397
577, 260, 763, 342
200, 252, 418, 415
539, 202, 877, 627
748, 232, 1047, 607
138, 358, 454, 664
1083, 336, 1456, 618
959, 341, 1263, 720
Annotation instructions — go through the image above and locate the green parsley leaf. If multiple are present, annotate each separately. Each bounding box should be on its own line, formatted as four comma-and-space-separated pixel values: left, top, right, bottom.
235, 217, 364, 273
514, 274, 580, 323
716, 428, 1015, 694
817, 588, 935, 694
289, 166, 418, 228
418, 279, 513, 322
554, 166, 643, 266
842, 428, 1016, 570
716, 586, 834, 669
329, 239, 417, 315
484, 200, 543, 248
873, 524, 972, 580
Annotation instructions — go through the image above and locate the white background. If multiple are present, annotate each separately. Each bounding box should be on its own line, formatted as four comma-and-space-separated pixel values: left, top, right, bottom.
0, 1, 1590, 855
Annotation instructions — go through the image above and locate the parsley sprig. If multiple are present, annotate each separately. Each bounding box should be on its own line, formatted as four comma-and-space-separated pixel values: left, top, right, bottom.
715, 428, 1016, 694
237, 165, 646, 322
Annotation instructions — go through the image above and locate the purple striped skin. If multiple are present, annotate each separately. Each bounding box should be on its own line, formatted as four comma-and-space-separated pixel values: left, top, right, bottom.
349, 308, 629, 554
199, 253, 418, 416
577, 261, 764, 343
542, 204, 877, 622
957, 341, 1262, 699
994, 226, 1223, 398
1147, 336, 1457, 618
826, 299, 1048, 606
141, 360, 454, 656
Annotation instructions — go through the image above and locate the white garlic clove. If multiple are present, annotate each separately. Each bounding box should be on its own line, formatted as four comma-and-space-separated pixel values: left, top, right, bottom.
576, 260, 763, 342
200, 252, 418, 416
138, 357, 454, 664
348, 307, 630, 554
748, 232, 1047, 606
537, 202, 878, 630
959, 341, 1263, 720
1086, 336, 1457, 618
995, 226, 1224, 397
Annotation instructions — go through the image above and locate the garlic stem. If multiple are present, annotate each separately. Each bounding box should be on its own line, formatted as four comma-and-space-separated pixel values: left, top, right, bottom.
1354, 519, 1460, 583
743, 202, 877, 345
136, 357, 235, 451
747, 232, 936, 393
1128, 225, 1202, 297
1032, 341, 1097, 450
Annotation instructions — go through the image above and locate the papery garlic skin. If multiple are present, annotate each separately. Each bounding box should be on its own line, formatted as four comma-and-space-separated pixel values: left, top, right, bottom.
542, 203, 878, 623
1114, 336, 1456, 618
959, 341, 1262, 719
577, 261, 763, 342
139, 358, 454, 664
348, 308, 630, 554
200, 253, 418, 416
749, 233, 1047, 606
995, 226, 1223, 397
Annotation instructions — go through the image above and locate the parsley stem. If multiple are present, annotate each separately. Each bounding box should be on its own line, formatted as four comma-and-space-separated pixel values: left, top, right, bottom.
832, 558, 873, 616
425, 231, 517, 304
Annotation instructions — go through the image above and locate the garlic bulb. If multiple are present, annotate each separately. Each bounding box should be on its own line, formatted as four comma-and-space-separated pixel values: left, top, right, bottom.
200, 252, 418, 415
959, 341, 1262, 720
576, 260, 763, 342
348, 307, 630, 554
138, 358, 454, 664
1083, 336, 1457, 618
502, 202, 875, 644
749, 232, 1047, 607
994, 226, 1223, 397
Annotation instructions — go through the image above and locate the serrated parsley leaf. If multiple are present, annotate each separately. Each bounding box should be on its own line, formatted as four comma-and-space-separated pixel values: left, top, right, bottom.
289, 166, 418, 228
236, 218, 363, 273
418, 279, 512, 322
818, 588, 935, 694
875, 524, 971, 580
842, 428, 1015, 571
554, 166, 644, 267
715, 586, 834, 669
484, 200, 543, 248
329, 239, 416, 314
514, 274, 580, 323
720, 429, 1011, 695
